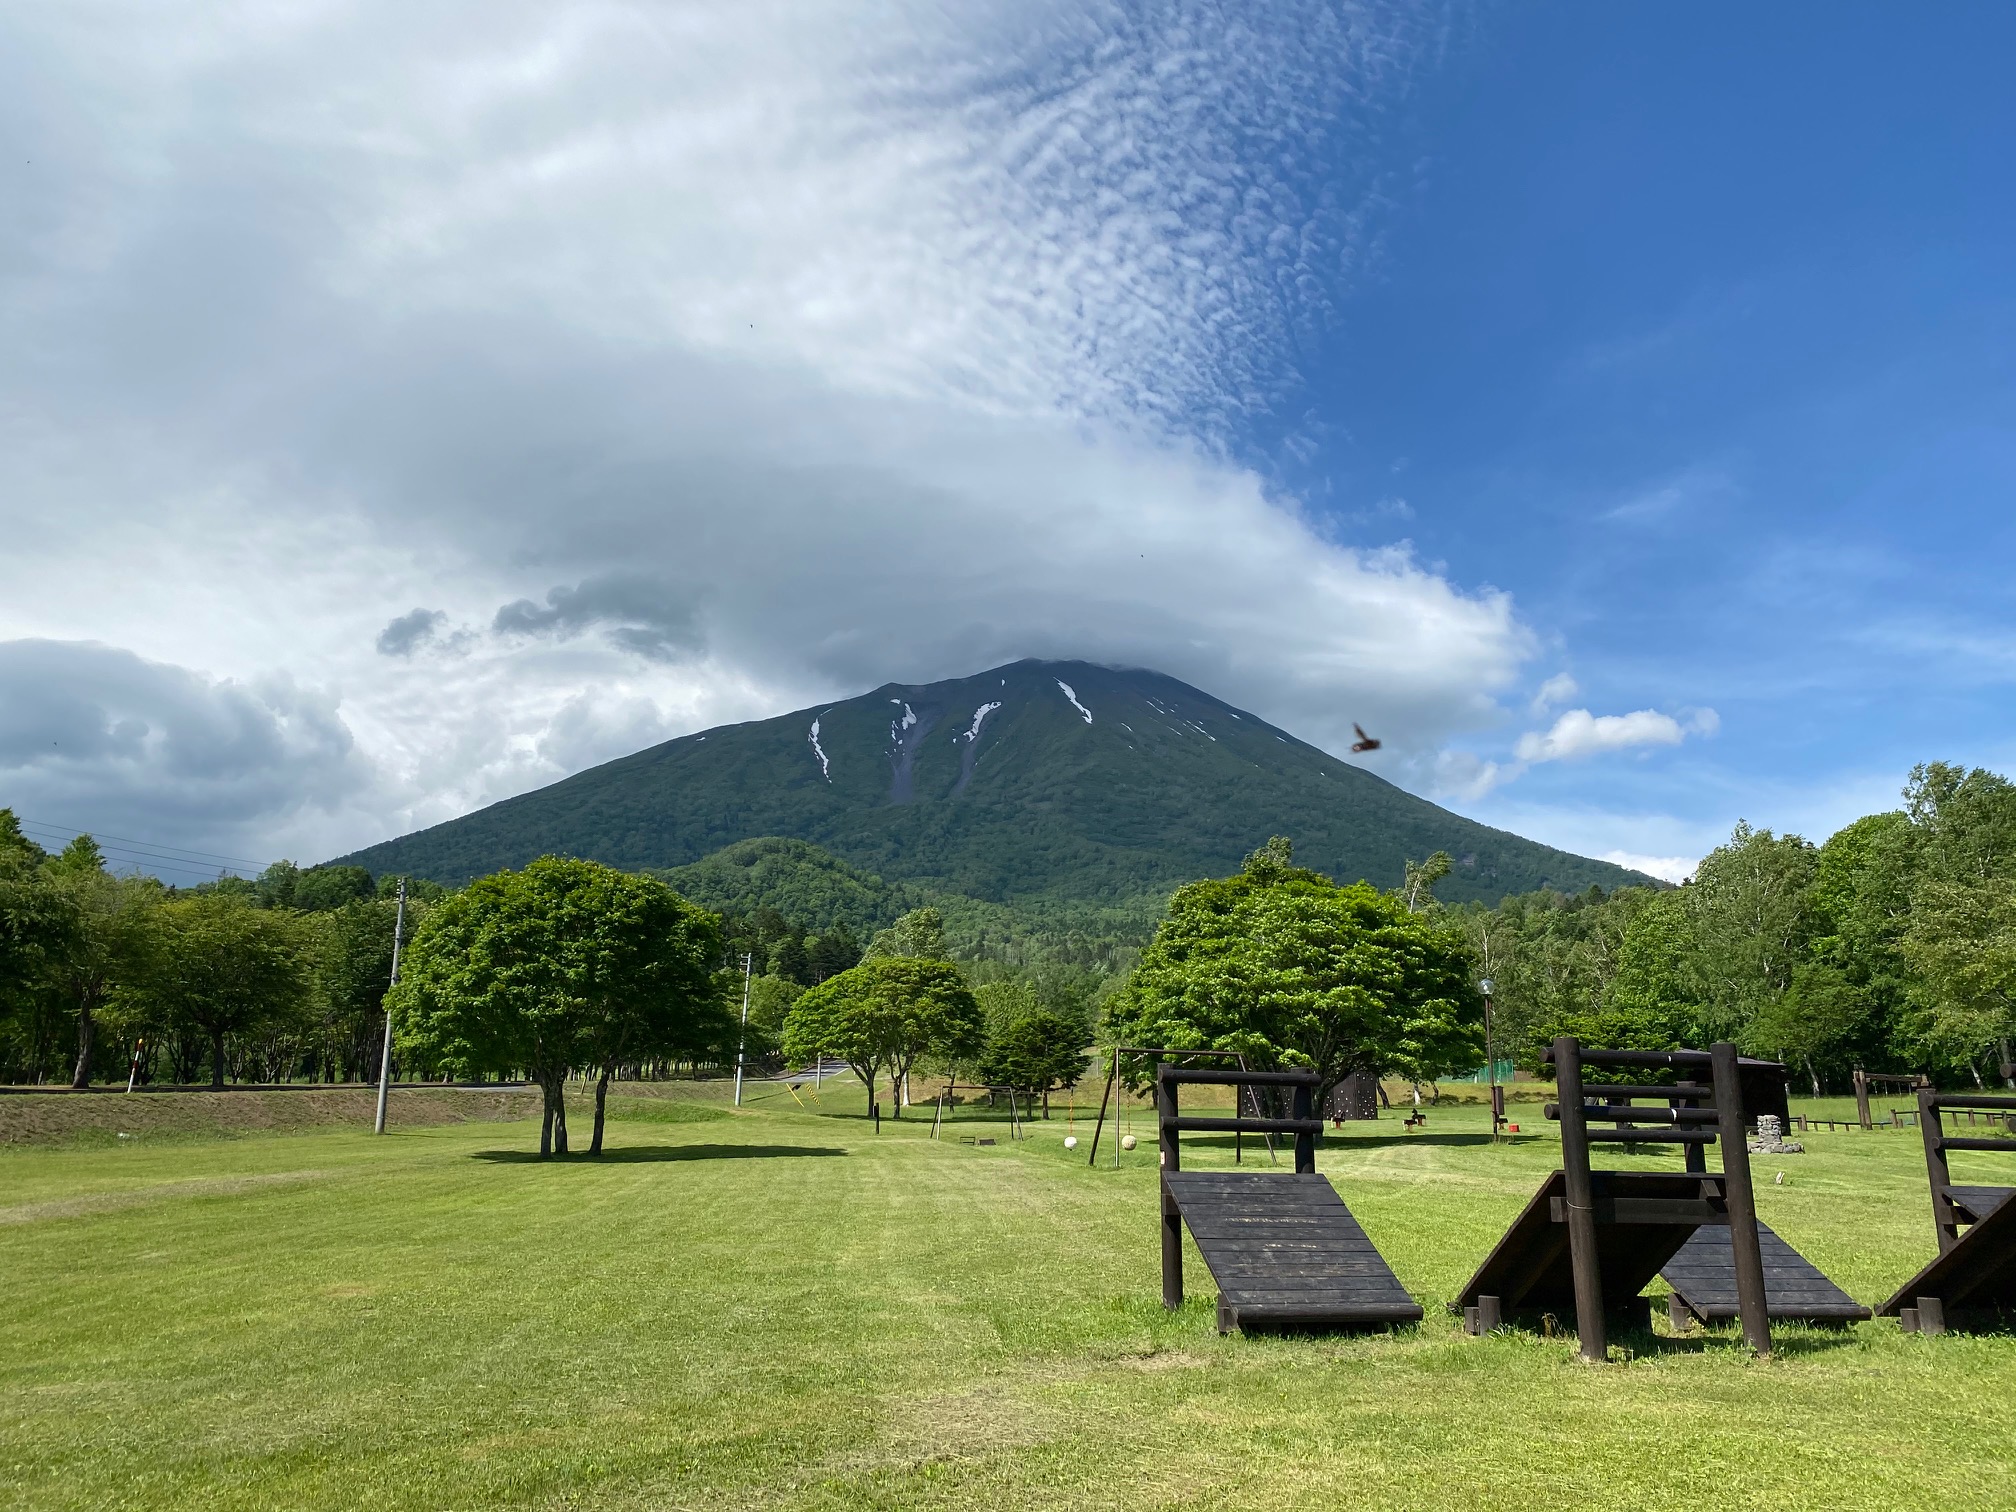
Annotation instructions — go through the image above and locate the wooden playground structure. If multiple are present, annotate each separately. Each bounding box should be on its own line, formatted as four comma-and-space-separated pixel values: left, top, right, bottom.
1152, 1063, 1421, 1334
1855, 1068, 1931, 1130
927, 1082, 1026, 1143
1879, 1086, 2016, 1333
1110, 1037, 2011, 1349
1452, 1037, 1865, 1360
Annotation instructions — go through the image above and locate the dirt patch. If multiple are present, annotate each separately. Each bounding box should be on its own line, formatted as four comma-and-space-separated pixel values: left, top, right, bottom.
0, 1086, 538, 1146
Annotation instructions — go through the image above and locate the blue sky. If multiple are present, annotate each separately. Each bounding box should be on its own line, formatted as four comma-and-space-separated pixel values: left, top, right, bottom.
1278, 4, 2016, 870
1, 1, 2011, 882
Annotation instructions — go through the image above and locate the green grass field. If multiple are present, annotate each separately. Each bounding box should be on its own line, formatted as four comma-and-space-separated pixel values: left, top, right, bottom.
3, 1080, 2011, 1511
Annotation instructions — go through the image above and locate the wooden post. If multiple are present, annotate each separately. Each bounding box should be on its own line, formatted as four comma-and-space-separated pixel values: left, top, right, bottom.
1854, 1068, 1872, 1131
1292, 1078, 1315, 1173
1677, 1081, 1709, 1175
1553, 1036, 1608, 1363
1915, 1295, 1946, 1336
1711, 1041, 1772, 1357
1919, 1086, 1959, 1254
1086, 1050, 1117, 1166
1157, 1066, 1183, 1309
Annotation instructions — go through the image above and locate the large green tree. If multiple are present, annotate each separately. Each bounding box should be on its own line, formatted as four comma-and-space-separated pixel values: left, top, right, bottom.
977, 1011, 1091, 1116
1684, 822, 1817, 1041
43, 837, 163, 1087
782, 955, 982, 1116
316, 897, 421, 1083
138, 894, 316, 1088
863, 906, 951, 963
0, 812, 74, 1082
1106, 838, 1482, 1106
393, 857, 723, 1155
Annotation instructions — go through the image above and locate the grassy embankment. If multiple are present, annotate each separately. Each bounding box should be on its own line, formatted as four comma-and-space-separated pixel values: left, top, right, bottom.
2, 1077, 2010, 1511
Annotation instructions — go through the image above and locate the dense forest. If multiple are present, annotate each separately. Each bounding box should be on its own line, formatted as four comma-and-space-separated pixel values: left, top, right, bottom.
1458, 762, 2016, 1093
5, 759, 2013, 1094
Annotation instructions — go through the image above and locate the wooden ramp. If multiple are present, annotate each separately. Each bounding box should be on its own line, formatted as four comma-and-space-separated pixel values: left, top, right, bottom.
1456, 1171, 1724, 1320
1880, 1184, 2016, 1321
1662, 1222, 1869, 1323
1880, 1090, 2016, 1331
1163, 1171, 1422, 1333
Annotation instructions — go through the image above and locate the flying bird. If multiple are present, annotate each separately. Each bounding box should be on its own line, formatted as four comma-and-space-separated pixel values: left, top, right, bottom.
1350, 724, 1381, 754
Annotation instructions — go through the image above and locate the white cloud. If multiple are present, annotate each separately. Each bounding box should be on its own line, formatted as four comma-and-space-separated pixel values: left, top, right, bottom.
0, 0, 1555, 862
1430, 750, 1511, 803
1515, 707, 1714, 764
1529, 673, 1578, 715
1600, 851, 1697, 885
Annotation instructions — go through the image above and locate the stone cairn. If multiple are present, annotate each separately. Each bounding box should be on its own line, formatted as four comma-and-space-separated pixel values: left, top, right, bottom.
1748, 1113, 1804, 1154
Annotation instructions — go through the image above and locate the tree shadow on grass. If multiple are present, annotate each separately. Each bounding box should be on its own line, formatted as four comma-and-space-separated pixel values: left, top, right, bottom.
471, 1143, 848, 1164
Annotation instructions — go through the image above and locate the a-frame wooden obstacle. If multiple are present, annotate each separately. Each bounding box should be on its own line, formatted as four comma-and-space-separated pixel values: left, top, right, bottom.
1153, 1063, 1421, 1334
1455, 1037, 1783, 1360
1879, 1087, 2016, 1333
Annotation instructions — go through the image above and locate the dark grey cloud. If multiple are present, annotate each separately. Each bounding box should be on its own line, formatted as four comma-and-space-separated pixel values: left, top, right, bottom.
0, 640, 371, 858
376, 608, 448, 657
492, 576, 704, 663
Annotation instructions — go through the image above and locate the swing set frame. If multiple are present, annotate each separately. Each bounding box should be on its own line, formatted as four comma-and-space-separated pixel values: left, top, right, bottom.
928, 1082, 1028, 1142
1086, 1047, 1279, 1168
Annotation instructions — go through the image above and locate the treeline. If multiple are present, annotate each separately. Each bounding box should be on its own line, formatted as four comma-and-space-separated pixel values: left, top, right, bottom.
0, 814, 1102, 1126
1458, 762, 2016, 1093
14, 756, 2007, 1109
0, 819, 446, 1088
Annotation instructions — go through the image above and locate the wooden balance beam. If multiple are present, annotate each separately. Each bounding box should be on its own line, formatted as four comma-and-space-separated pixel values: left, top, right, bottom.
1879, 1090, 2016, 1333
1154, 1065, 1421, 1334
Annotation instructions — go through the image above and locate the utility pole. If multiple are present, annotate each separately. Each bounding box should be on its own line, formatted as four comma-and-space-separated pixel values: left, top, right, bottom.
1481, 977, 1498, 1144
373, 878, 407, 1135
732, 952, 754, 1107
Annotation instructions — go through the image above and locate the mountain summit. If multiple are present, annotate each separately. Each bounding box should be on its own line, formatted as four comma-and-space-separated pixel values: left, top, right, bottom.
334, 659, 1649, 907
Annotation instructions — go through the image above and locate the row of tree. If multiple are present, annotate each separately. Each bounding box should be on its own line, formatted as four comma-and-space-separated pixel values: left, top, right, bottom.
0, 817, 424, 1089
10, 756, 2008, 1141
1458, 762, 2016, 1093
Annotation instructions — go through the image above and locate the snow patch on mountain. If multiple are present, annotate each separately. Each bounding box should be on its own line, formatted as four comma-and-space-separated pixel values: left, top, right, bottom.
963, 701, 1003, 742
888, 700, 919, 746
808, 716, 831, 780
1056, 680, 1094, 724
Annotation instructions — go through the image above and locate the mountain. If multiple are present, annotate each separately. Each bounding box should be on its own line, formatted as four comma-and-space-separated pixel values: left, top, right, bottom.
334, 659, 1651, 914
656, 837, 920, 939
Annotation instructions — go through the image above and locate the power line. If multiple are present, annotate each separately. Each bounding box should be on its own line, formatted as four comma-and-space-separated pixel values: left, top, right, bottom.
15, 817, 274, 870
16, 838, 258, 883
16, 829, 253, 875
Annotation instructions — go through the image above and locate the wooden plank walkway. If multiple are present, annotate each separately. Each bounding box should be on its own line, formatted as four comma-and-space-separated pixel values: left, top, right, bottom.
1880, 1183, 2016, 1317
1662, 1221, 1869, 1322
1161, 1171, 1421, 1332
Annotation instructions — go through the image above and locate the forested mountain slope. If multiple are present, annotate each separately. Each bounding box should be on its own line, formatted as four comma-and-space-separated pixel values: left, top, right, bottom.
333, 659, 1650, 908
